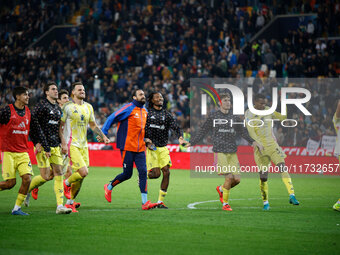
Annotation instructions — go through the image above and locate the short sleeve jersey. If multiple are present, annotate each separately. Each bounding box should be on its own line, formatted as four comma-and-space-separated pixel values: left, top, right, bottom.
61, 101, 95, 148
245, 106, 286, 148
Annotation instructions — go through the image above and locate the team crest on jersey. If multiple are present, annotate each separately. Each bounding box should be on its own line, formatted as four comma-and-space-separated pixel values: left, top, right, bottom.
134, 113, 139, 118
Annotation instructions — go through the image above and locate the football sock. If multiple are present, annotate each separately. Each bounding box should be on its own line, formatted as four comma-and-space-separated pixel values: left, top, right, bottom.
66, 199, 74, 205
222, 187, 230, 204
28, 175, 47, 192
158, 190, 167, 203
13, 205, 21, 211
67, 172, 83, 185
14, 193, 26, 209
260, 180, 269, 202
54, 175, 63, 206
281, 172, 295, 195
107, 182, 113, 190
71, 180, 82, 200
141, 193, 147, 204
108, 179, 120, 190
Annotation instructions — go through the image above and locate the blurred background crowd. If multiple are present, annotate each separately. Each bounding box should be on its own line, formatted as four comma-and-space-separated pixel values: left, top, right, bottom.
1, 0, 339, 146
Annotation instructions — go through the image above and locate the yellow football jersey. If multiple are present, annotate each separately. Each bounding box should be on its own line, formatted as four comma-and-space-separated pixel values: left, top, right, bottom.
245, 106, 286, 147
333, 113, 340, 156
61, 101, 95, 148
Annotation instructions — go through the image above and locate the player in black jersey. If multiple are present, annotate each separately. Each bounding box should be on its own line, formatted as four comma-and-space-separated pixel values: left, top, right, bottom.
24, 82, 71, 214
188, 93, 263, 211
145, 92, 186, 208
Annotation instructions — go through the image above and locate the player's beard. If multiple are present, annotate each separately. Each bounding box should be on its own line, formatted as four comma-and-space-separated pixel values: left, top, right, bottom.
77, 94, 86, 100
138, 98, 146, 104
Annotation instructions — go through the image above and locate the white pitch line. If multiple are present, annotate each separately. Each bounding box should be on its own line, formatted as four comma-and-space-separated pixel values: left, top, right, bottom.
187, 200, 219, 209
187, 198, 263, 209
187, 197, 314, 209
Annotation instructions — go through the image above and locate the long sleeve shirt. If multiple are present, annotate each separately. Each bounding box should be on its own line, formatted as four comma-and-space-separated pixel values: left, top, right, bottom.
190, 110, 254, 153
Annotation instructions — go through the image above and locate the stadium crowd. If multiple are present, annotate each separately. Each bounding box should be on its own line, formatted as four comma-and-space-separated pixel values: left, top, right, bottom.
1, 0, 339, 147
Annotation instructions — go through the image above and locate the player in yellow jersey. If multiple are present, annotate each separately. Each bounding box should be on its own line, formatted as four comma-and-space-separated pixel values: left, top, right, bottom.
332, 100, 340, 211
60, 82, 110, 212
58, 89, 83, 209
245, 93, 299, 210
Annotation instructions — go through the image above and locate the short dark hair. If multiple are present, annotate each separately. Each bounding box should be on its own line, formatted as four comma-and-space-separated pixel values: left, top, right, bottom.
147, 92, 161, 109
219, 93, 231, 100
131, 89, 143, 99
13, 86, 28, 100
58, 89, 69, 99
43, 81, 57, 96
72, 81, 83, 91
254, 93, 266, 102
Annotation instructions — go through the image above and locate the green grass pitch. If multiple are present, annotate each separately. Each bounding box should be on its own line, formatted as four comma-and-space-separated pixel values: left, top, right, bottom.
0, 166, 339, 255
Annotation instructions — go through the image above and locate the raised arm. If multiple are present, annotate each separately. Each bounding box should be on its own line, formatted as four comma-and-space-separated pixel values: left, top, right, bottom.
102, 103, 134, 135
90, 121, 110, 144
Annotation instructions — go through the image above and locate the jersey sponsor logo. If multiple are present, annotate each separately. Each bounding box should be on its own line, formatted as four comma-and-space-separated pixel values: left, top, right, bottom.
12, 130, 28, 135
218, 128, 234, 133
48, 120, 59, 125
150, 124, 165, 130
